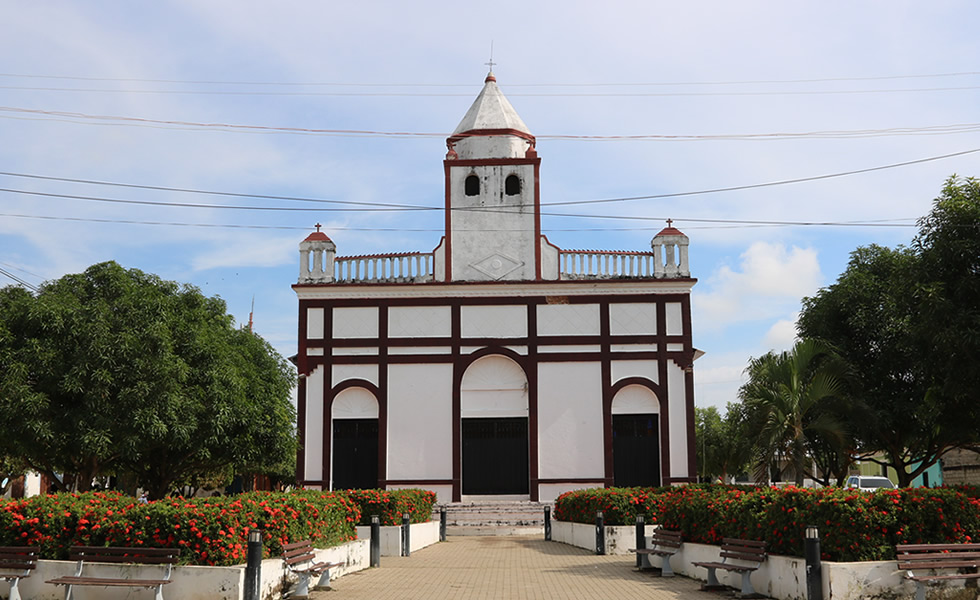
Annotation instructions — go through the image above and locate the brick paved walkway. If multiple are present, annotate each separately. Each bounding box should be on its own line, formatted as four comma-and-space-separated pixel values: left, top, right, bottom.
311, 535, 721, 599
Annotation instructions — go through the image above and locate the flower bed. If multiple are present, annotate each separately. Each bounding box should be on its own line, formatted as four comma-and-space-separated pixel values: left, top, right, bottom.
344, 488, 437, 526
553, 486, 674, 526
555, 485, 980, 562
0, 490, 359, 566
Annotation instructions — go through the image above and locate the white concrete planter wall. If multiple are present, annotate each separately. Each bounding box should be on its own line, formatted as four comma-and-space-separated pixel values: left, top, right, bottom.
2, 539, 369, 600
355, 519, 441, 557
551, 525, 928, 600
551, 520, 656, 555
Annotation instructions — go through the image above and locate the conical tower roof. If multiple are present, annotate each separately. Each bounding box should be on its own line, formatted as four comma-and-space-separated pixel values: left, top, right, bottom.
452, 72, 530, 135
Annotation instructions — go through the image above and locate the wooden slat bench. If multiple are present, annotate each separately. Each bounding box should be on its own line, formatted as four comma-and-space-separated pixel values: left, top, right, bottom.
0, 546, 40, 600
282, 539, 343, 599
630, 528, 682, 577
692, 537, 767, 598
897, 543, 980, 600
46, 546, 179, 600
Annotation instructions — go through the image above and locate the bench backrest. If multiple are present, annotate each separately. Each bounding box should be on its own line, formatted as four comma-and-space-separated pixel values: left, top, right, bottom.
283, 540, 317, 569
69, 546, 180, 565
719, 538, 767, 565
651, 529, 682, 550
0, 546, 40, 577
897, 543, 980, 571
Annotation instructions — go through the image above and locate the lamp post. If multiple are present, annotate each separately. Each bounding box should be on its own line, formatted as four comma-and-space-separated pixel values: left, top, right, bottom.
805, 525, 823, 600
243, 528, 263, 600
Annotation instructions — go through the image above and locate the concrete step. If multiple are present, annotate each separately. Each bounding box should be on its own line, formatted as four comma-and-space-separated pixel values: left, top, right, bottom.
447, 525, 544, 537
434, 500, 553, 527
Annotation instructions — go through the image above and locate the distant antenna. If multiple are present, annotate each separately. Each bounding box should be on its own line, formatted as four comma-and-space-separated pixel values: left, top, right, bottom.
485, 41, 496, 71
248, 295, 255, 332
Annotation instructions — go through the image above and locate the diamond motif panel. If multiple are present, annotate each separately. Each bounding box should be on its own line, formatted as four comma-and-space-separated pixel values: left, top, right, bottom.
609, 303, 657, 336
389, 306, 451, 338
536, 304, 600, 336
470, 253, 524, 280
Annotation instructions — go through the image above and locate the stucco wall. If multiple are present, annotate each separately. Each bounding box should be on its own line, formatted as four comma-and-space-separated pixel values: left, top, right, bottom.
387, 363, 454, 481
666, 361, 689, 479
537, 362, 604, 480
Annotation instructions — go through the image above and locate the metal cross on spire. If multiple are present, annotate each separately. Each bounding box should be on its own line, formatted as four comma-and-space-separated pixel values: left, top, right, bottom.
666, 218, 673, 228
315, 223, 322, 232
485, 41, 496, 71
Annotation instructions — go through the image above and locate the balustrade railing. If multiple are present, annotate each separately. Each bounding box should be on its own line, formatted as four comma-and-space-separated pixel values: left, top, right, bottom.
560, 251, 656, 279
334, 252, 434, 283
560, 244, 688, 279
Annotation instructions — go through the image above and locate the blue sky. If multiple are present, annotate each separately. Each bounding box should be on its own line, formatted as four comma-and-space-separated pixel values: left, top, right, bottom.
2, 1, 978, 412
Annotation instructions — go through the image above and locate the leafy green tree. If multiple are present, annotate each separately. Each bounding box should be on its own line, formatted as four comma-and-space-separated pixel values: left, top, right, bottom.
913, 176, 980, 439
696, 403, 752, 483
739, 339, 846, 486
799, 176, 980, 486
0, 262, 296, 499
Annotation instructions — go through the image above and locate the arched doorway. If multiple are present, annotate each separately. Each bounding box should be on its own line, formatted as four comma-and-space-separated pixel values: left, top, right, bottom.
460, 355, 529, 496
331, 386, 379, 490
611, 384, 662, 487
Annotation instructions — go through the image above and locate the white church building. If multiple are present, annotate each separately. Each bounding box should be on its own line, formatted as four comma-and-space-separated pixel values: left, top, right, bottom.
293, 72, 699, 503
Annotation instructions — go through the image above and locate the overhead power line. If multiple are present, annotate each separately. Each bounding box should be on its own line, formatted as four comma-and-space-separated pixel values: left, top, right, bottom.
0, 211, 916, 232
0, 266, 40, 292
2, 146, 976, 216
1, 70, 978, 87
5, 106, 980, 142
4, 85, 980, 97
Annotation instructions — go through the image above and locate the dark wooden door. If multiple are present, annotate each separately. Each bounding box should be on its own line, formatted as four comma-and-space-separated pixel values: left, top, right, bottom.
612, 413, 661, 487
462, 417, 529, 495
333, 418, 379, 490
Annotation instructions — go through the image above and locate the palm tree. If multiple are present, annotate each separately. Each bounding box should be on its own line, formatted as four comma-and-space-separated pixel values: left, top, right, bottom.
739, 339, 846, 486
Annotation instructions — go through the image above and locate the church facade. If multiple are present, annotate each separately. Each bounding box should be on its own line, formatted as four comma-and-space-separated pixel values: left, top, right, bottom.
293, 72, 699, 503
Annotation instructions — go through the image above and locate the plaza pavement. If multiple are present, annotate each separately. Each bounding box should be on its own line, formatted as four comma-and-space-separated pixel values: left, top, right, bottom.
311, 535, 723, 599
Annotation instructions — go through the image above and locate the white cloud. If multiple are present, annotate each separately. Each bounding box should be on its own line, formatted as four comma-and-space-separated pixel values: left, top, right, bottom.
762, 316, 799, 353
694, 241, 821, 331
191, 235, 297, 271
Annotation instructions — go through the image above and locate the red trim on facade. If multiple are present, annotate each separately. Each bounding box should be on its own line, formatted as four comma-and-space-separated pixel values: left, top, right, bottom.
537, 478, 607, 485
295, 374, 307, 484
534, 159, 542, 280
607, 376, 670, 487
297, 291, 697, 497
443, 165, 452, 281
293, 277, 698, 291
453, 346, 536, 501
450, 305, 462, 501
526, 302, 539, 501
325, 378, 385, 491
599, 302, 614, 487
682, 294, 697, 480
447, 129, 536, 146
385, 479, 454, 486
443, 157, 541, 168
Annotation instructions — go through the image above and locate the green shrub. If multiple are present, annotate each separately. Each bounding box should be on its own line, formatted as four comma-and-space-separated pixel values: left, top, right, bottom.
555, 484, 980, 562
553, 487, 670, 525
343, 488, 437, 526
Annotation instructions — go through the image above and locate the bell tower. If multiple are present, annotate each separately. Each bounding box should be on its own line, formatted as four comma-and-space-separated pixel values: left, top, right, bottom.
442, 72, 544, 281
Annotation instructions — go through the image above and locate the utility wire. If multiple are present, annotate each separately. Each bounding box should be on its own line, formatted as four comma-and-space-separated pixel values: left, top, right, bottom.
5, 84, 980, 97
5, 106, 980, 141
0, 211, 917, 231
0, 266, 40, 292
2, 146, 976, 215
544, 147, 980, 207
1, 70, 978, 87
4, 107, 980, 142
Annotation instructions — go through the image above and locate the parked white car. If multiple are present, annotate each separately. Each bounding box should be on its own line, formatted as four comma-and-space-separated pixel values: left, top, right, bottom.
846, 475, 897, 491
